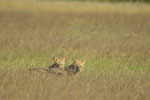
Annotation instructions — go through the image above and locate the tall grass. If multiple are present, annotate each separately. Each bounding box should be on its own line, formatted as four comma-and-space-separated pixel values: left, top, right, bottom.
37, 0, 150, 3
0, 1, 150, 100
73, 0, 150, 2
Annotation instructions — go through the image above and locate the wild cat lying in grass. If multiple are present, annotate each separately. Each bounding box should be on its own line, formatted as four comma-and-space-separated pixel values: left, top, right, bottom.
28, 57, 66, 75
29, 57, 86, 76
65, 59, 86, 76
48, 57, 66, 75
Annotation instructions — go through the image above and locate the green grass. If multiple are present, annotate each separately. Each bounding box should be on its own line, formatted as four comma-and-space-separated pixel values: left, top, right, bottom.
0, 1, 150, 100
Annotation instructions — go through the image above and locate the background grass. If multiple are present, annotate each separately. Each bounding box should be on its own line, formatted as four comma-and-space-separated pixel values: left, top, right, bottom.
2, 0, 150, 3
0, 1, 150, 100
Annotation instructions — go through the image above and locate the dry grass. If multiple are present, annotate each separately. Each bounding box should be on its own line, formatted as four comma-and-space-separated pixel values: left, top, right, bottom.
0, 1, 150, 100
0, 0, 150, 13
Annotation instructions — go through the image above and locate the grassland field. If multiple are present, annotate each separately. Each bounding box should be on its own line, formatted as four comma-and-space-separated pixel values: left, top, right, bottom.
0, 1, 150, 100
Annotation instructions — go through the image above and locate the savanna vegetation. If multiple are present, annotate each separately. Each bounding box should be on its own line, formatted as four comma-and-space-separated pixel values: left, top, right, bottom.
30, 0, 150, 3
0, 1, 150, 100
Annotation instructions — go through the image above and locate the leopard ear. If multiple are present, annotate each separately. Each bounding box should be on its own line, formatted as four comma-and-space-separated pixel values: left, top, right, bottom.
62, 58, 65, 62
53, 56, 58, 62
82, 60, 86, 65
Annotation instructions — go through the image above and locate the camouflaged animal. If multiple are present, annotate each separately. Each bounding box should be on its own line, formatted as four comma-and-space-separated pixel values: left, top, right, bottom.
29, 57, 66, 75
65, 59, 86, 75
48, 57, 65, 70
